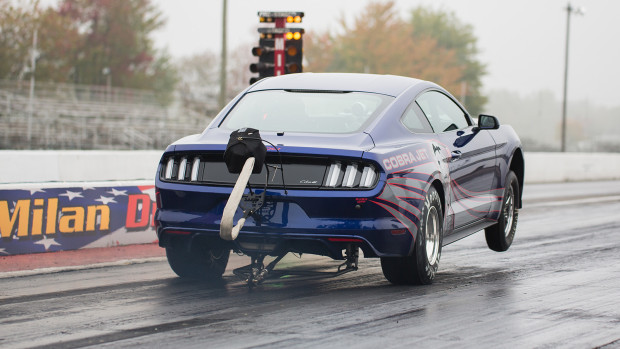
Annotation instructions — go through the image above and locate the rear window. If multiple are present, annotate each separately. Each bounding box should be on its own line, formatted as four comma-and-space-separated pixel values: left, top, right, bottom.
220, 90, 393, 134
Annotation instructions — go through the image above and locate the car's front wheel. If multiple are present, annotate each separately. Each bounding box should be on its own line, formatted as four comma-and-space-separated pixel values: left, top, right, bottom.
485, 170, 519, 252
166, 243, 230, 280
381, 186, 443, 285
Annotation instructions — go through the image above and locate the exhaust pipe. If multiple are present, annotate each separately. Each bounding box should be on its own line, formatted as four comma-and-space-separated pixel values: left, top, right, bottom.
220, 157, 255, 241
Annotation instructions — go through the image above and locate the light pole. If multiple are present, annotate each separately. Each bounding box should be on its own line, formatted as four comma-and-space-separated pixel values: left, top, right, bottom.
218, 0, 228, 110
27, 28, 39, 149
102, 67, 111, 102
561, 3, 584, 152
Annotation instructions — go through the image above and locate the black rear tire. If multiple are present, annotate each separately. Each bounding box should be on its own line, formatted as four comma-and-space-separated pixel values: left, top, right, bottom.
166, 243, 230, 280
381, 186, 443, 285
485, 171, 519, 252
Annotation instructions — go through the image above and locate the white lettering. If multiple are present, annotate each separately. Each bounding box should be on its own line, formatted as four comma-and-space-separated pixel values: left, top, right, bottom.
390, 157, 399, 168
383, 159, 392, 170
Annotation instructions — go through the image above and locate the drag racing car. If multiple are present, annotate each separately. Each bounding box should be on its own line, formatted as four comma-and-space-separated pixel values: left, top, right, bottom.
154, 73, 524, 286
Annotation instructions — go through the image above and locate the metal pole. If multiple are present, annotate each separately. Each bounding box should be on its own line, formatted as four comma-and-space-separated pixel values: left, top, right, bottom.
107, 73, 111, 103
218, 0, 228, 109
274, 17, 286, 77
561, 3, 572, 152
27, 28, 38, 148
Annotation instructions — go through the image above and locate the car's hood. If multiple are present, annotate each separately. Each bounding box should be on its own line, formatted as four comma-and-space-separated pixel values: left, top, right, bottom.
170, 128, 375, 158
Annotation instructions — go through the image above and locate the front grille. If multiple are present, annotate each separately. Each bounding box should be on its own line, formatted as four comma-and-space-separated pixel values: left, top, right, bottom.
159, 153, 379, 190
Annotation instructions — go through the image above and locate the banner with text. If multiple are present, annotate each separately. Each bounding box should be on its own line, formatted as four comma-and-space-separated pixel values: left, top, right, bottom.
0, 185, 157, 255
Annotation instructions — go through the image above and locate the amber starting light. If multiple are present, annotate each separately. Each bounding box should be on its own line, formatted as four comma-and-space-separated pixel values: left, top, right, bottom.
285, 32, 302, 40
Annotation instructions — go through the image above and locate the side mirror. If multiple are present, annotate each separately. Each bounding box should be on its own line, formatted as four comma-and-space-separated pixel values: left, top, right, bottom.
474, 114, 500, 132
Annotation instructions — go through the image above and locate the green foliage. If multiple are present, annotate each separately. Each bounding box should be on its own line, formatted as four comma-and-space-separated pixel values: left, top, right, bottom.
0, 0, 40, 80
0, 0, 177, 105
305, 1, 487, 115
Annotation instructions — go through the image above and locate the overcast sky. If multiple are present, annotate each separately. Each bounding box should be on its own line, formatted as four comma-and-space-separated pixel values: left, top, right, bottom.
152, 0, 620, 108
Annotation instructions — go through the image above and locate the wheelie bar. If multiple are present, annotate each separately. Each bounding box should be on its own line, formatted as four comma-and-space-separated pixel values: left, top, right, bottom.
233, 245, 360, 289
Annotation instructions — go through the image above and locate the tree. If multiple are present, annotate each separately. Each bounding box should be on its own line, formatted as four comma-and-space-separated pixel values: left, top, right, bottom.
174, 42, 254, 117
52, 0, 177, 101
409, 7, 487, 116
176, 51, 220, 116
36, 5, 82, 83
0, 0, 177, 104
0, 0, 40, 80
304, 1, 487, 115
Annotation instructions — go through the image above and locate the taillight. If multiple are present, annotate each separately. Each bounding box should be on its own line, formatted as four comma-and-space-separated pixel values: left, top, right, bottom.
342, 163, 358, 187
328, 237, 363, 242
177, 157, 188, 180
190, 157, 200, 181
161, 155, 379, 190
325, 163, 343, 187
166, 230, 192, 236
324, 162, 378, 189
162, 155, 201, 182
360, 165, 377, 188
164, 158, 174, 179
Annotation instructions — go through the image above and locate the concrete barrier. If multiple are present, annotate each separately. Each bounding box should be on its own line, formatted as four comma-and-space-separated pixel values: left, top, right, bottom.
524, 152, 620, 183
0, 151, 162, 256
0, 150, 161, 184
1, 150, 619, 256
2, 150, 620, 184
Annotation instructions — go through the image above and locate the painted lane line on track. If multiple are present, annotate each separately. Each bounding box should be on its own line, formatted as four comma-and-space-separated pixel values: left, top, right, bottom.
0, 257, 166, 279
525, 195, 620, 208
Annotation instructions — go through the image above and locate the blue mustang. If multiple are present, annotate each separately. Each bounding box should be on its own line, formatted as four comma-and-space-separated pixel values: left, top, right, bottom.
155, 73, 524, 286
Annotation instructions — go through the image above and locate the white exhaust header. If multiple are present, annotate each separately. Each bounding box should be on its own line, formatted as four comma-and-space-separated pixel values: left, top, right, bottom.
220, 157, 256, 241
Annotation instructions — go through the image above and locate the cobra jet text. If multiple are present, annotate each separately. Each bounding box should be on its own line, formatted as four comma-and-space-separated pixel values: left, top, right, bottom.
383, 149, 429, 171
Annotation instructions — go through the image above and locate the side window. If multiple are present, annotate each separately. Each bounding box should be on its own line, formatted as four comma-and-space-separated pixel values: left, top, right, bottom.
401, 103, 433, 133
416, 90, 470, 133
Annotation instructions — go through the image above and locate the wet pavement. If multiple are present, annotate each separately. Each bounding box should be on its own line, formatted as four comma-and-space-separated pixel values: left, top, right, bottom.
1, 181, 619, 348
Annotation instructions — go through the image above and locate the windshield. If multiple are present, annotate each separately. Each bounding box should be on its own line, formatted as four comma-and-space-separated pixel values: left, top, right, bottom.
220, 90, 394, 134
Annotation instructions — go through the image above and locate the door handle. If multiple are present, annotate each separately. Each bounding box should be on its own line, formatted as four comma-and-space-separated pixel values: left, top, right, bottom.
450, 150, 462, 162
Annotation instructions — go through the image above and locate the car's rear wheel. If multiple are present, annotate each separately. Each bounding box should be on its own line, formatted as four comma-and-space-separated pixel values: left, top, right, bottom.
381, 186, 443, 285
166, 243, 230, 280
485, 170, 519, 252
